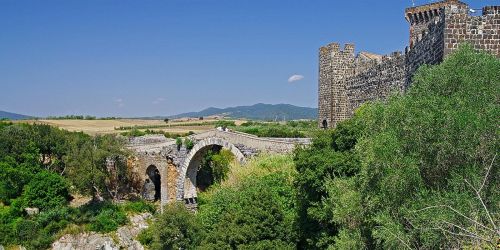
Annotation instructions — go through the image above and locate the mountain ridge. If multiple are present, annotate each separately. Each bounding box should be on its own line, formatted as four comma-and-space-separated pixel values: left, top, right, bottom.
166, 103, 317, 120
0, 110, 33, 120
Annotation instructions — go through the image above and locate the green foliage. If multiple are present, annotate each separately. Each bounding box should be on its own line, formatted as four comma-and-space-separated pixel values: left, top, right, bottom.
0, 161, 31, 204
137, 226, 154, 246
143, 154, 297, 249
120, 128, 192, 139
184, 138, 194, 150
176, 137, 183, 148
211, 149, 235, 183
121, 128, 146, 137
351, 45, 499, 248
0, 122, 131, 248
293, 119, 362, 248
22, 171, 70, 211
115, 120, 226, 131
121, 200, 156, 214
214, 120, 236, 128
64, 134, 128, 198
197, 149, 235, 190
301, 45, 500, 249
235, 123, 307, 138
197, 170, 298, 248
88, 207, 128, 233
139, 203, 200, 250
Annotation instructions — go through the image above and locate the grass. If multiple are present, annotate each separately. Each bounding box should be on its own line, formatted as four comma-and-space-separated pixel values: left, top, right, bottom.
201, 154, 296, 196
230, 120, 318, 138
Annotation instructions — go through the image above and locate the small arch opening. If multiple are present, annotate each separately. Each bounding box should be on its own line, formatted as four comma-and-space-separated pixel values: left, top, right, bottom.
322, 119, 328, 129
184, 144, 237, 200
143, 165, 161, 201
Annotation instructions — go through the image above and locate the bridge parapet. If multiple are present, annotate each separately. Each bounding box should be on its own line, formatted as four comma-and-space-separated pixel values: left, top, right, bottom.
190, 129, 311, 154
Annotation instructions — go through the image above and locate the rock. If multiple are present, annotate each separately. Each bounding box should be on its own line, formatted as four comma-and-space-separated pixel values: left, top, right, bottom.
24, 207, 39, 216
52, 213, 152, 250
51, 232, 117, 250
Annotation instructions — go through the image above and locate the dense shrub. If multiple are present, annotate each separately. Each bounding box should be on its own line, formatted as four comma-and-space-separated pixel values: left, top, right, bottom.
0, 161, 31, 204
214, 120, 236, 128
139, 203, 200, 250
348, 45, 499, 248
184, 138, 194, 150
22, 171, 70, 211
293, 118, 362, 248
296, 46, 500, 249
88, 208, 128, 233
121, 200, 156, 214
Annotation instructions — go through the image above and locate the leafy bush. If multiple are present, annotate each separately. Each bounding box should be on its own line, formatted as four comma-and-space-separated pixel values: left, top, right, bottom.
297, 45, 500, 249
22, 171, 70, 211
214, 120, 236, 128
210, 149, 235, 183
121, 128, 146, 137
176, 137, 183, 149
139, 203, 200, 250
346, 45, 498, 248
121, 200, 156, 214
88, 207, 128, 233
197, 171, 298, 248
184, 138, 194, 150
0, 161, 31, 204
137, 226, 154, 246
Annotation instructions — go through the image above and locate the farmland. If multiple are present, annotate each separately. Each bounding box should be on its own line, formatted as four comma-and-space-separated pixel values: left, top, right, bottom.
17, 118, 242, 135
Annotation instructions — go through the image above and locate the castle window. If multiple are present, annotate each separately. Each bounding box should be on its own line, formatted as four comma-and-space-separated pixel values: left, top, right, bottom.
322, 120, 328, 129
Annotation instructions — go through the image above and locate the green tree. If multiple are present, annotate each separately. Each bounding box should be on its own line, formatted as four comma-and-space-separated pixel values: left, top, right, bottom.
64, 134, 127, 199
197, 171, 297, 249
22, 171, 70, 211
293, 118, 362, 249
139, 203, 200, 250
211, 149, 235, 183
320, 45, 499, 248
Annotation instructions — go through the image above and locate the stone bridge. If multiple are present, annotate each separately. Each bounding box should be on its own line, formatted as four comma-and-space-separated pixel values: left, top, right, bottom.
125, 130, 311, 209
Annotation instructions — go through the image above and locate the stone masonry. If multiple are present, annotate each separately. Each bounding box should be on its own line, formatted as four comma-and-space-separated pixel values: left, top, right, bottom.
125, 130, 311, 210
318, 0, 500, 128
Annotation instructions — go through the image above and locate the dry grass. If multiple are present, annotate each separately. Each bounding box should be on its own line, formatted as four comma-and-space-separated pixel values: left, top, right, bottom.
206, 154, 296, 192
16, 118, 244, 135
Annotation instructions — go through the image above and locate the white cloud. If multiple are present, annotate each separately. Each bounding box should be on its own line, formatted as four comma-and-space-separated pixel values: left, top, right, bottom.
114, 98, 125, 107
152, 97, 165, 105
288, 74, 304, 83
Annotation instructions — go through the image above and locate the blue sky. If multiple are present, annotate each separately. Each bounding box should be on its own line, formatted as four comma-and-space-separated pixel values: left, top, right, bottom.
0, 0, 495, 117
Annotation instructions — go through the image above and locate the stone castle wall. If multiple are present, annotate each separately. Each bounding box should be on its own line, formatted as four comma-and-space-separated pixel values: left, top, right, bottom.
319, 0, 500, 128
346, 52, 406, 116
444, 5, 500, 56
406, 10, 446, 83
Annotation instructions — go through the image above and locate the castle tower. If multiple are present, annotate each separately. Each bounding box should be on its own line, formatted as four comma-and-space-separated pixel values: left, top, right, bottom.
405, 0, 468, 49
318, 43, 355, 128
318, 0, 499, 129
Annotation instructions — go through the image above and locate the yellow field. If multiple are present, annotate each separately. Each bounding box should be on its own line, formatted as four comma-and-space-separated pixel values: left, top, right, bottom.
18, 118, 243, 135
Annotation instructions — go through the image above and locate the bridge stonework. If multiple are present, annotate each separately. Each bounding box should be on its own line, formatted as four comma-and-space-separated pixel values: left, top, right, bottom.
125, 130, 310, 210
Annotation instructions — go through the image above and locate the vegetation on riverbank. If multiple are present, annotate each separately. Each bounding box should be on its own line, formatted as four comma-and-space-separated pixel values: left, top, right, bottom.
0, 122, 154, 249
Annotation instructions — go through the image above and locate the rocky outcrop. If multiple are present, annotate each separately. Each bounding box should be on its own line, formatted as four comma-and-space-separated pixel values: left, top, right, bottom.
51, 213, 152, 250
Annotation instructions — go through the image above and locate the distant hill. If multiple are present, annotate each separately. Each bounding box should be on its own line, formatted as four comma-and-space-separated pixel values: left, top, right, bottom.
167, 103, 317, 120
0, 110, 32, 120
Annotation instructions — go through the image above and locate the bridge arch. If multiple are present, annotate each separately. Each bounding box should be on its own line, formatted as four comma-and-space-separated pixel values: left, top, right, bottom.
144, 164, 161, 201
176, 137, 245, 202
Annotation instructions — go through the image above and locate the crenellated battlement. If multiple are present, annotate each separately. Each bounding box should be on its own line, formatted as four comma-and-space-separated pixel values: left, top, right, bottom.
318, 0, 499, 128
